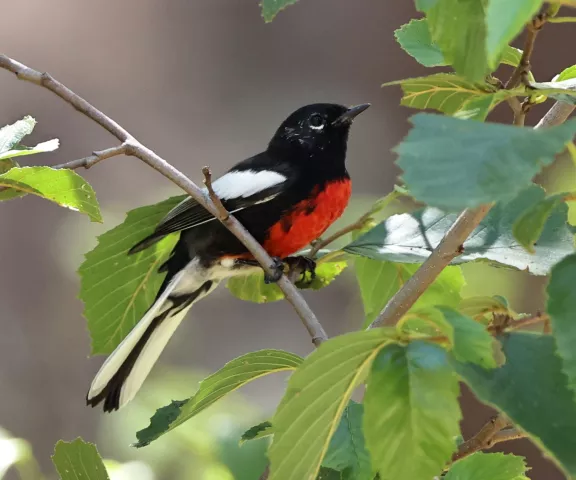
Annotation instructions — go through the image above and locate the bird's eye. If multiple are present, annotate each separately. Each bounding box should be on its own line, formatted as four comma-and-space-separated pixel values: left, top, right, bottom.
309, 114, 325, 129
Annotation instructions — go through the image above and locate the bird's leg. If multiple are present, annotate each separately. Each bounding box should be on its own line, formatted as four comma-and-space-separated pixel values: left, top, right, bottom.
284, 256, 317, 283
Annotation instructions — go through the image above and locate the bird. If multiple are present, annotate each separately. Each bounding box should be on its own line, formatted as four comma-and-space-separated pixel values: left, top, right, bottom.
86, 102, 370, 412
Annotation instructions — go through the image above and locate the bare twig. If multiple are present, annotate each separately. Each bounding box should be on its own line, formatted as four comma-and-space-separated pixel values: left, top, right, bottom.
309, 211, 373, 258
452, 414, 511, 463
536, 100, 576, 129
489, 427, 526, 446
499, 312, 549, 333
202, 166, 229, 221
0, 145, 127, 194
53, 144, 127, 170
505, 12, 548, 90
0, 54, 328, 347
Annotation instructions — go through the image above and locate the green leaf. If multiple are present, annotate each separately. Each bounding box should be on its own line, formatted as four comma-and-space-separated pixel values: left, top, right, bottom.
227, 258, 347, 303
344, 186, 573, 276
364, 341, 461, 480
268, 329, 395, 480
512, 193, 565, 253
556, 65, 576, 82
0, 167, 101, 221
354, 258, 464, 327
458, 296, 511, 322
547, 253, 576, 396
52, 438, 109, 480
439, 307, 497, 369
0, 139, 59, 161
322, 402, 372, 480
445, 452, 528, 480
455, 332, 576, 477
227, 271, 285, 303
499, 46, 523, 68
394, 18, 446, 67
79, 196, 184, 355
394, 18, 522, 70
383, 74, 505, 121
427, 0, 489, 81
0, 116, 35, 154
485, 0, 544, 66
396, 114, 576, 210
0, 159, 25, 201
528, 80, 576, 105
135, 349, 303, 447
260, 0, 299, 22
240, 421, 274, 444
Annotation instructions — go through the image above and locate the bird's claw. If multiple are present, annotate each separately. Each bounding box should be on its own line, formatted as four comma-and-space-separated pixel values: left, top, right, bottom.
285, 256, 317, 284
264, 257, 285, 284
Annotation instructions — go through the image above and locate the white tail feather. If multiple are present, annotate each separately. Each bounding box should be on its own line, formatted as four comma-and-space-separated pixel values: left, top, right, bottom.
119, 304, 192, 406
87, 270, 185, 402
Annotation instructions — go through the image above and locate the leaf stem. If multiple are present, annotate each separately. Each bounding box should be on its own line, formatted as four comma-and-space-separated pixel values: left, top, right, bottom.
310, 212, 373, 257
0, 54, 328, 347
548, 16, 576, 23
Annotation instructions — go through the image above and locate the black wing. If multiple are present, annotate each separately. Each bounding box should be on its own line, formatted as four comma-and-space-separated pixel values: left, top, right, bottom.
128, 162, 289, 254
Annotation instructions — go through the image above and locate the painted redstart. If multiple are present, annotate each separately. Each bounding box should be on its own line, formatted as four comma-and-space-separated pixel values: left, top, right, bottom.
86, 102, 370, 411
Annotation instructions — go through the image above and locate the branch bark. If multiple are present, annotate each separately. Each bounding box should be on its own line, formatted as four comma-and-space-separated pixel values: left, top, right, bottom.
451, 414, 512, 463
0, 54, 328, 347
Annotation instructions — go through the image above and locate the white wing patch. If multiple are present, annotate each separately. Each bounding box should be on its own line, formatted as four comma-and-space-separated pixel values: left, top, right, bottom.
212, 169, 286, 200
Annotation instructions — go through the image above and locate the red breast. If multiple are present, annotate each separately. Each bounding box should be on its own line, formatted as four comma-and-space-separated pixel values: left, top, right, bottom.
263, 178, 352, 258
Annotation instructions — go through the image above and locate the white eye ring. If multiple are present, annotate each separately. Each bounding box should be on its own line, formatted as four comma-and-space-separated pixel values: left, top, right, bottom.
309, 114, 325, 130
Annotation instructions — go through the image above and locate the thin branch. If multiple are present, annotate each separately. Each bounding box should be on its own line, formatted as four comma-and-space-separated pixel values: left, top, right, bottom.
0, 54, 328, 347
452, 414, 511, 463
309, 211, 372, 258
52, 144, 127, 170
548, 16, 576, 23
202, 166, 229, 221
504, 312, 550, 332
505, 12, 548, 90
489, 427, 526, 447
536, 100, 576, 129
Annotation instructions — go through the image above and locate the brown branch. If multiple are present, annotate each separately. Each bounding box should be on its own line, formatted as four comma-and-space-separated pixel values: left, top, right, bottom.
505, 12, 548, 90
0, 54, 328, 347
504, 312, 550, 332
309, 211, 373, 258
489, 427, 526, 446
202, 166, 229, 221
53, 145, 127, 170
452, 414, 511, 463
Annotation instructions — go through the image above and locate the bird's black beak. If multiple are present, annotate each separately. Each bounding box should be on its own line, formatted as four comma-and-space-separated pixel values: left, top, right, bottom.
332, 103, 371, 126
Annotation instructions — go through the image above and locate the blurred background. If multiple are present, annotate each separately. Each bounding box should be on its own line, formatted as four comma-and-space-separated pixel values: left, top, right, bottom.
1, 1, 574, 479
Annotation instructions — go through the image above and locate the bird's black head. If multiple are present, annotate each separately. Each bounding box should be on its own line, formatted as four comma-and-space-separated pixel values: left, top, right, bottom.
267, 103, 370, 163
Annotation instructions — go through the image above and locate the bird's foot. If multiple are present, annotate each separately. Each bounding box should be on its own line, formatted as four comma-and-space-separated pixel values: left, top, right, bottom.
285, 256, 317, 284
